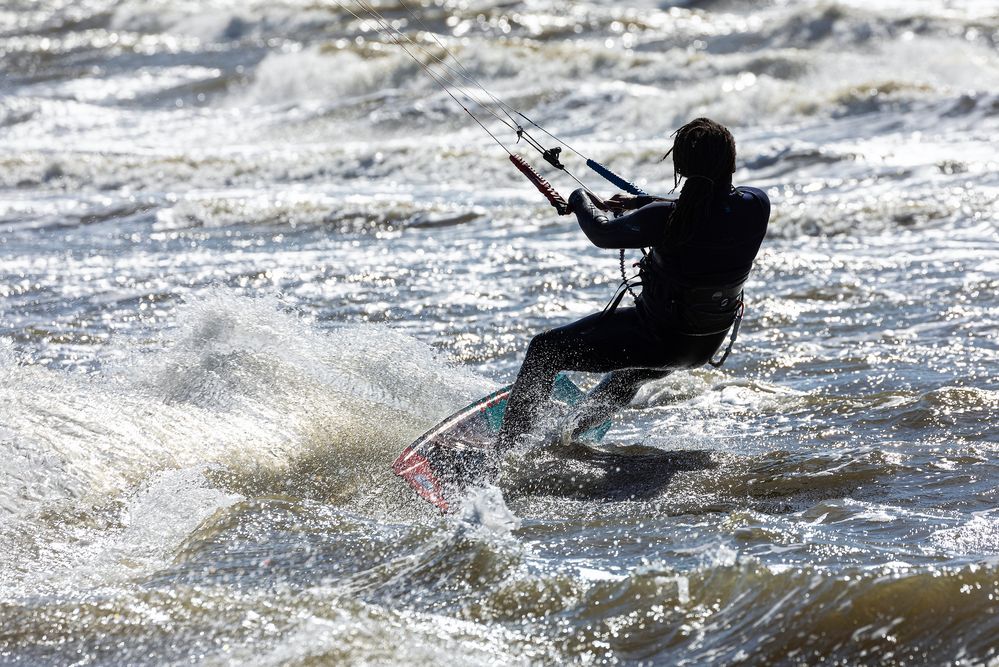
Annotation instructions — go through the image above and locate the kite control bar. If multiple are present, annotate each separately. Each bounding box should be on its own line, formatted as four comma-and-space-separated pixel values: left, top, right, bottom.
585, 158, 648, 197
509, 154, 571, 215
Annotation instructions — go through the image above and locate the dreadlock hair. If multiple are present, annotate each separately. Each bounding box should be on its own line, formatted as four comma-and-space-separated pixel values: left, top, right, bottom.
661, 117, 736, 245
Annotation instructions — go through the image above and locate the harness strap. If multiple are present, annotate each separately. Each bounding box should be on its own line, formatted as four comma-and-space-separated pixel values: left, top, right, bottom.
708, 300, 745, 368
601, 278, 641, 317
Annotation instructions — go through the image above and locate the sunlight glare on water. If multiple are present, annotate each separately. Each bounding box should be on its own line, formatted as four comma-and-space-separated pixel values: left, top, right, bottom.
0, 0, 998, 664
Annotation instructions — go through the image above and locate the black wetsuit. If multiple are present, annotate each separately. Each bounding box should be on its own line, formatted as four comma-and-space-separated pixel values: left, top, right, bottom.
498, 185, 770, 447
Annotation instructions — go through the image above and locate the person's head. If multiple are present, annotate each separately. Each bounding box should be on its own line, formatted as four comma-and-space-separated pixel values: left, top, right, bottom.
666, 117, 736, 186
662, 117, 736, 243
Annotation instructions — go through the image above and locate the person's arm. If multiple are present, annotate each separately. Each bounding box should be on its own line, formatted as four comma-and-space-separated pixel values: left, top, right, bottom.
607, 193, 672, 212
568, 188, 673, 249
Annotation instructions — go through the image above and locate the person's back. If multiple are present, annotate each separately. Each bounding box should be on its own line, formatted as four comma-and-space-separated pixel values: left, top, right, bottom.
653, 186, 769, 285
637, 185, 770, 334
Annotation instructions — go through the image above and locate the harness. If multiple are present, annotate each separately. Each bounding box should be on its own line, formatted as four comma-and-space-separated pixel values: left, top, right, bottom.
602, 250, 746, 368
610, 186, 767, 367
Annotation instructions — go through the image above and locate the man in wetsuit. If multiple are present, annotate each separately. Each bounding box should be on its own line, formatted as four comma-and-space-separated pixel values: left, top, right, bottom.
497, 117, 770, 450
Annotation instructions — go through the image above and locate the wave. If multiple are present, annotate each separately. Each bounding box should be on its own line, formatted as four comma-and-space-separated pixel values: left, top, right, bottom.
0, 290, 491, 520
5, 505, 998, 664
216, 1, 999, 123
106, 494, 999, 664
153, 189, 485, 232
7, 0, 997, 117
550, 556, 999, 664
237, 45, 419, 107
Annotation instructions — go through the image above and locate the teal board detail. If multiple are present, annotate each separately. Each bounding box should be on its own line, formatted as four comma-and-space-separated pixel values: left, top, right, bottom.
480, 372, 610, 443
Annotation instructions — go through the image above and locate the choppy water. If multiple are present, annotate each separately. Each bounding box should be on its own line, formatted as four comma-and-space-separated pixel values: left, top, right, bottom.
1, 0, 998, 664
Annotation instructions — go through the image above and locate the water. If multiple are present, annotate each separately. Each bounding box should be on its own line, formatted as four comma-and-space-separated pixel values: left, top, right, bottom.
1, 0, 997, 664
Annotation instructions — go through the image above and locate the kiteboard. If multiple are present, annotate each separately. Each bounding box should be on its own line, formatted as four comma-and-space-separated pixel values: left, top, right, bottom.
392, 372, 612, 512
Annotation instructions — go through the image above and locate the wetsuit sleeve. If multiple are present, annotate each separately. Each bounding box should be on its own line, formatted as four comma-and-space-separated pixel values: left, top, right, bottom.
568, 188, 672, 250
632, 195, 670, 208
739, 186, 771, 224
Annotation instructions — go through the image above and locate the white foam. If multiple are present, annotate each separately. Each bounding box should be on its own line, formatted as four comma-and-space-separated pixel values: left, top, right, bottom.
237, 45, 414, 107
454, 484, 522, 537
0, 289, 493, 520
0, 337, 17, 367
930, 511, 999, 557
120, 466, 243, 566
704, 543, 740, 568
0, 466, 242, 595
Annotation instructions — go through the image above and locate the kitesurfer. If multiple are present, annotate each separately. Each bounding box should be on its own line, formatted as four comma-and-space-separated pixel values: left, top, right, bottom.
497, 118, 770, 451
